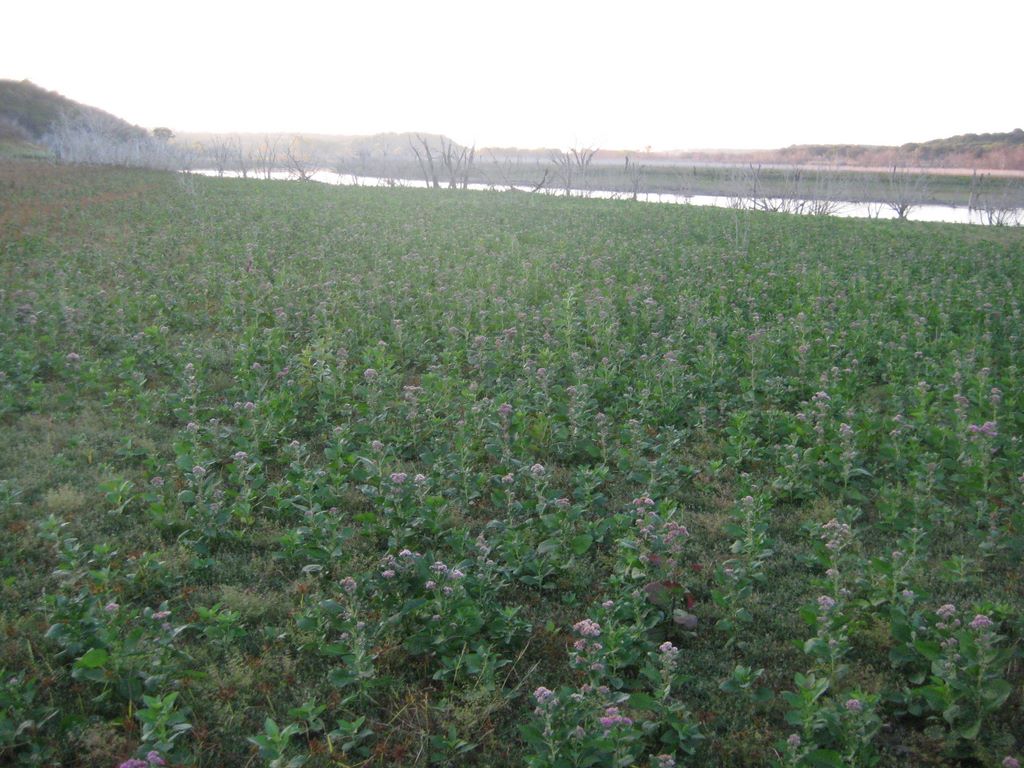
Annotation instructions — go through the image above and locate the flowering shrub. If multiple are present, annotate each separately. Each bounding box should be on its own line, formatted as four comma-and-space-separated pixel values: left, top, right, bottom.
4, 164, 1022, 766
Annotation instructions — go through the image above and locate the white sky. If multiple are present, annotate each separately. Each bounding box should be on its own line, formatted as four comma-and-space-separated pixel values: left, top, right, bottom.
3, 0, 1021, 150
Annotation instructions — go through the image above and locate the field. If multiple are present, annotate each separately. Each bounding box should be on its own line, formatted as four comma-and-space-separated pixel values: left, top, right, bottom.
1, 161, 1022, 767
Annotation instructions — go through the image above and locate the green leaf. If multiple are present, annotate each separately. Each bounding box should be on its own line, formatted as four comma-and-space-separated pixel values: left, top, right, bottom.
980, 679, 1012, 709
627, 692, 659, 710
913, 639, 941, 661
805, 749, 844, 767
75, 648, 109, 669
570, 534, 593, 555
536, 538, 560, 556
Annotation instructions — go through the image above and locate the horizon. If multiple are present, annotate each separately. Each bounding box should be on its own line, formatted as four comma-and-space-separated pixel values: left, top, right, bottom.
3, 0, 1022, 152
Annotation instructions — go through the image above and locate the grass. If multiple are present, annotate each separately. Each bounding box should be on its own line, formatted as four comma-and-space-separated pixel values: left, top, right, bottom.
1, 160, 1022, 767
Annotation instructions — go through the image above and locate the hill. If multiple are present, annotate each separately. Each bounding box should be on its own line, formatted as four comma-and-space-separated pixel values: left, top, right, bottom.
0, 79, 148, 144
664, 129, 1024, 171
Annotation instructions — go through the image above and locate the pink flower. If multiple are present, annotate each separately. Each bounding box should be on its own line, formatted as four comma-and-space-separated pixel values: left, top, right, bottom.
817, 595, 837, 611
1002, 757, 1020, 768
844, 698, 863, 712
967, 421, 998, 438
340, 577, 357, 594
533, 686, 556, 706
390, 472, 408, 484
598, 706, 632, 729
969, 614, 994, 630
381, 569, 395, 579
573, 618, 602, 637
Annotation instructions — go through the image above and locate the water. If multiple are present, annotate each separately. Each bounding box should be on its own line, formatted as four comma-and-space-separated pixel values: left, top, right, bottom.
190, 169, 1021, 226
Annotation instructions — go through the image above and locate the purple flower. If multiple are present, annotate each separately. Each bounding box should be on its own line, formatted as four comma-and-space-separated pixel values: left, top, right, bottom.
967, 421, 999, 438
152, 610, 171, 620
936, 603, 956, 619
498, 403, 513, 417
390, 472, 408, 484
844, 698, 863, 712
1002, 758, 1020, 768
370, 440, 384, 452
533, 686, 556, 706
786, 733, 801, 748
425, 580, 437, 590
104, 602, 119, 613
243, 401, 255, 411
66, 352, 82, 363
150, 476, 164, 487
598, 706, 632, 729
817, 595, 837, 611
381, 569, 395, 579
363, 368, 378, 381
118, 760, 148, 768
146, 752, 166, 767
573, 618, 602, 637
530, 463, 545, 478
340, 577, 357, 594
192, 465, 206, 477
655, 756, 677, 768
969, 614, 994, 630
232, 451, 248, 462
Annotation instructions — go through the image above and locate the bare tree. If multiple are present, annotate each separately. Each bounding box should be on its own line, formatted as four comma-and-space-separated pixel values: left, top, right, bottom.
883, 164, 929, 220
550, 150, 574, 196
205, 137, 233, 177
969, 171, 1023, 226
483, 149, 517, 190
253, 136, 280, 180
624, 155, 645, 201
410, 134, 440, 188
800, 167, 848, 216
437, 137, 475, 189
550, 147, 597, 197
45, 111, 184, 169
231, 137, 251, 179
283, 137, 320, 181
